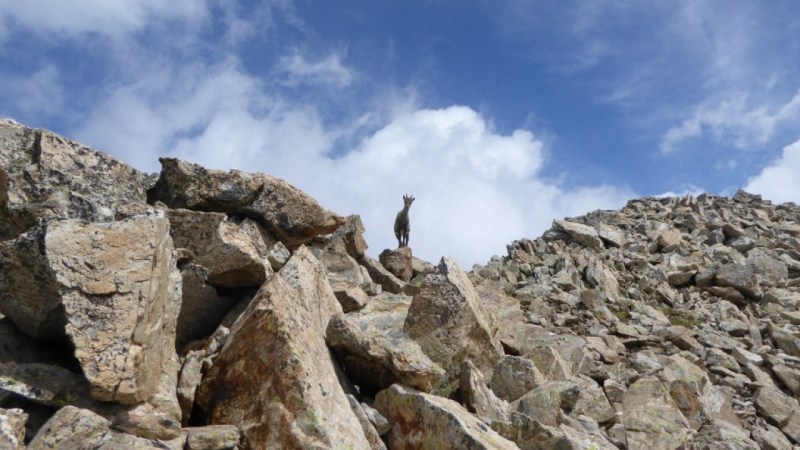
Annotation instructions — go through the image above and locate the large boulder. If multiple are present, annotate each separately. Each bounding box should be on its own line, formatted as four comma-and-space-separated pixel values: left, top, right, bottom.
148, 158, 344, 247
621, 376, 692, 450
552, 220, 603, 249
404, 257, 503, 388
0, 211, 182, 406
373, 384, 518, 450
166, 208, 268, 288
326, 313, 444, 394
195, 246, 370, 449
0, 120, 151, 240
379, 247, 413, 282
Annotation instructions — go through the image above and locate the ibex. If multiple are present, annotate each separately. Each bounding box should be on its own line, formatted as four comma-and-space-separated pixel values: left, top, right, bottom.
394, 194, 415, 247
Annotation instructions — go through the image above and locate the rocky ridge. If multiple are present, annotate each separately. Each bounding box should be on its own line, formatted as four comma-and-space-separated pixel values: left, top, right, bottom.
0, 118, 799, 449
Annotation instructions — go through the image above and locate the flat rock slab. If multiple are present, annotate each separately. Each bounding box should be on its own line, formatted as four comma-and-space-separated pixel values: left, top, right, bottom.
374, 384, 518, 450
0, 362, 92, 409
196, 247, 370, 450
553, 220, 604, 248
148, 158, 344, 247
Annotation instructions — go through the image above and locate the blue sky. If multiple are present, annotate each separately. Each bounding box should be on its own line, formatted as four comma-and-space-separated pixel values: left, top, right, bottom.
2, 1, 800, 266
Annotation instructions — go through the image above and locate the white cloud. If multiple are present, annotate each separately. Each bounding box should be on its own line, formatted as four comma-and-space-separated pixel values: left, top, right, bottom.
660, 90, 800, 153
73, 58, 632, 266
275, 50, 354, 88
0, 0, 209, 40
744, 138, 800, 205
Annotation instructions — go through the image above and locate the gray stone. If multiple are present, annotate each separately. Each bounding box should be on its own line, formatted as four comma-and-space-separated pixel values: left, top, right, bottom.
28, 406, 109, 450
0, 362, 93, 409
621, 377, 692, 450
751, 421, 793, 450
360, 255, 405, 294
0, 408, 27, 450
693, 418, 758, 449
715, 263, 758, 297
489, 355, 545, 402
0, 213, 182, 407
360, 402, 390, 436
753, 386, 797, 426
404, 257, 503, 390
184, 425, 240, 450
326, 313, 444, 394
379, 247, 413, 282
177, 350, 204, 425
374, 384, 518, 450
267, 241, 291, 270
459, 360, 509, 423
772, 364, 800, 395
110, 402, 181, 440
346, 395, 387, 450
553, 220, 604, 248
332, 282, 370, 312
167, 208, 268, 288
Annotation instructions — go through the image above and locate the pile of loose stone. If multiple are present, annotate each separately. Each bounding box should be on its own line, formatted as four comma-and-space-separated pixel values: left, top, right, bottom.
1, 119, 799, 449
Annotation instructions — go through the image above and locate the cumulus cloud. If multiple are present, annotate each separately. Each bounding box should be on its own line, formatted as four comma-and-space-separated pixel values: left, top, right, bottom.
660, 90, 800, 153
73, 58, 632, 266
744, 139, 800, 205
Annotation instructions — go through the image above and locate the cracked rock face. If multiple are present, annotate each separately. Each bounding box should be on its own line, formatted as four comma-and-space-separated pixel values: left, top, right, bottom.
0, 120, 150, 241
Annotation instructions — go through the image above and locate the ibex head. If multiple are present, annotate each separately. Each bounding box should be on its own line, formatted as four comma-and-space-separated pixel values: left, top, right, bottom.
402, 194, 415, 208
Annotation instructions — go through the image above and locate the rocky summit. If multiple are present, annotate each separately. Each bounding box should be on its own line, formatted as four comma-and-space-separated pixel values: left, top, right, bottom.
1, 119, 799, 450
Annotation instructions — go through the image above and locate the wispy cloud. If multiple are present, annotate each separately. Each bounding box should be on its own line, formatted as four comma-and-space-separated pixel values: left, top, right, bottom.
275, 50, 355, 88
660, 90, 800, 153
0, 0, 209, 41
0, 65, 63, 119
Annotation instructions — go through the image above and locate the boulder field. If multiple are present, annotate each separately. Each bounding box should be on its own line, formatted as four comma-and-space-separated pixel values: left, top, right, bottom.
1, 119, 800, 449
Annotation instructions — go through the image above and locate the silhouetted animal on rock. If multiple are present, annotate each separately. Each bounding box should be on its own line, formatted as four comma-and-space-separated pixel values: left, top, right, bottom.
394, 194, 415, 247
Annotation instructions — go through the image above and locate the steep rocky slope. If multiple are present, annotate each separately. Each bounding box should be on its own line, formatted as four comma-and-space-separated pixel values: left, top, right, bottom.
1, 119, 799, 449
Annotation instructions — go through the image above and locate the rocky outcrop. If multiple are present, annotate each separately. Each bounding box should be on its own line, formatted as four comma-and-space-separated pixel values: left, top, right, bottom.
148, 157, 344, 247
5, 122, 800, 448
